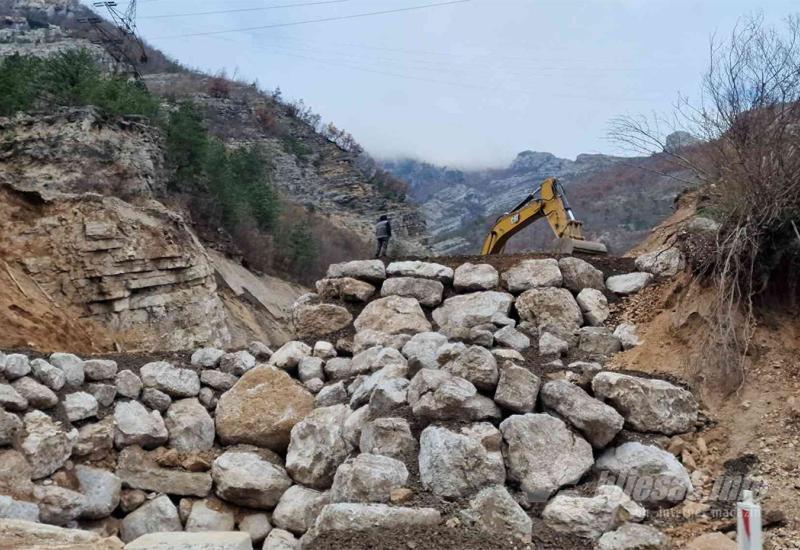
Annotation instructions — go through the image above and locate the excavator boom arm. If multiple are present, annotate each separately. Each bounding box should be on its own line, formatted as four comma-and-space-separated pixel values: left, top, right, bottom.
480, 177, 607, 255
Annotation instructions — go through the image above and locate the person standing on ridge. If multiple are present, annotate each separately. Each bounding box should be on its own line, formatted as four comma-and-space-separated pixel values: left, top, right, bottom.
374, 214, 392, 258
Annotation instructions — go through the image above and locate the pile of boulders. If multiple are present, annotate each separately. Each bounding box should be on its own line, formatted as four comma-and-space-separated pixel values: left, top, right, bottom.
0, 253, 699, 549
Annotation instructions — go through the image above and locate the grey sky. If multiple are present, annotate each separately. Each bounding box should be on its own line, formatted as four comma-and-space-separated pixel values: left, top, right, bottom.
108, 0, 797, 168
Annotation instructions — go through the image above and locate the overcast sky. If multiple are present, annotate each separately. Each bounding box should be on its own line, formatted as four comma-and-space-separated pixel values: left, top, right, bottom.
102, 0, 798, 168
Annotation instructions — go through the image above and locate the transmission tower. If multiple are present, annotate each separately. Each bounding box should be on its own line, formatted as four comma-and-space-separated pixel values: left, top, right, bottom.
79, 1, 148, 78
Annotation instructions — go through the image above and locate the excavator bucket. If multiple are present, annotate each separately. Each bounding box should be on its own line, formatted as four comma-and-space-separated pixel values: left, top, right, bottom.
553, 237, 608, 256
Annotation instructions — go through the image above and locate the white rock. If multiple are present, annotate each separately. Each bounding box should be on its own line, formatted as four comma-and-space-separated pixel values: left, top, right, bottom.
352, 330, 411, 354
516, 287, 583, 339
286, 404, 354, 489
500, 413, 594, 501
386, 260, 453, 282
142, 388, 171, 412
272, 485, 328, 535
264, 528, 300, 550
539, 332, 569, 356
297, 357, 324, 383
83, 359, 117, 381
635, 247, 685, 277
239, 512, 272, 543
330, 453, 408, 503
437, 344, 499, 392
212, 450, 293, 508
315, 382, 349, 408
86, 383, 116, 407
249, 341, 274, 360
63, 391, 98, 422
49, 352, 84, 387
12, 377, 58, 409
606, 273, 654, 295
185, 498, 235, 532
140, 361, 200, 397
543, 484, 646, 539
418, 426, 505, 499
578, 326, 622, 358
75, 465, 121, 520
114, 400, 168, 449
401, 331, 448, 375
453, 263, 499, 291
368, 377, 409, 416
614, 323, 642, 350
201, 369, 238, 391
381, 277, 444, 307
305, 503, 440, 542
595, 442, 693, 505
493, 365, 540, 413
120, 495, 183, 543
577, 288, 610, 326
597, 523, 668, 550
406, 369, 475, 421
432, 291, 514, 331
116, 369, 142, 399
541, 380, 624, 448
359, 417, 416, 460
0, 383, 27, 411
19, 410, 76, 479
0, 409, 22, 446
459, 485, 532, 545
342, 405, 370, 448
313, 341, 336, 360
354, 296, 432, 335
592, 372, 698, 435
4, 354, 31, 380
127, 532, 251, 549
502, 258, 563, 292
349, 362, 407, 409
493, 325, 530, 351
191, 347, 225, 368
30, 359, 65, 391
165, 398, 215, 452
219, 351, 257, 376
269, 341, 312, 370
0, 495, 39, 522
327, 259, 386, 281
33, 485, 87, 525
559, 257, 605, 292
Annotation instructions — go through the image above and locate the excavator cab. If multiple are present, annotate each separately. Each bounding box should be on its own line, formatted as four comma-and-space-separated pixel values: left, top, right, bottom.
480, 177, 608, 256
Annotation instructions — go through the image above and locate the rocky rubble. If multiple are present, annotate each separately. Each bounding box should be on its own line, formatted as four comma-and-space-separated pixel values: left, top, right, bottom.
0, 255, 701, 549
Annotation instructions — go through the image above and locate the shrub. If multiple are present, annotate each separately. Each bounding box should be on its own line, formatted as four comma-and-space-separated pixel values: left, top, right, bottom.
254, 105, 280, 135
208, 76, 231, 99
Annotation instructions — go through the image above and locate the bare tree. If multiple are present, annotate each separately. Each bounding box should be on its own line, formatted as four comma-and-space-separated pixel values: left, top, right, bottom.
611, 14, 800, 395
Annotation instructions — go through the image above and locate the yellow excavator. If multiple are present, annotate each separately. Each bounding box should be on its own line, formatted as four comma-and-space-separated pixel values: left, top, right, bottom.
480, 177, 608, 255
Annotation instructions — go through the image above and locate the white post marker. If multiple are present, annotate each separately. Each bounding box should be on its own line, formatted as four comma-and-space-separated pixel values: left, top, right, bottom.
737, 489, 762, 550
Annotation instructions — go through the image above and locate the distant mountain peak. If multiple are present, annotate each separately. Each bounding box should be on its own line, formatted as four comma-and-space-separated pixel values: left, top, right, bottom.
509, 150, 573, 173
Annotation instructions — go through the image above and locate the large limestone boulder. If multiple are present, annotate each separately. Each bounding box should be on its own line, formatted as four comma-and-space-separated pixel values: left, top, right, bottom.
359, 417, 416, 460
0, 409, 22, 446
49, 352, 85, 387
542, 485, 646, 539
165, 398, 215, 452
500, 413, 594, 501
191, 347, 225, 368
606, 273, 653, 295
293, 303, 353, 338
494, 365, 540, 413
381, 277, 444, 307
349, 363, 407, 409
113, 401, 168, 449
592, 372, 699, 435
215, 366, 314, 452
401, 332, 448, 375
516, 287, 583, 338
459, 485, 532, 545
453, 263, 499, 291
493, 325, 530, 351
597, 523, 668, 550
407, 369, 499, 422
264, 529, 300, 549
559, 257, 605, 291
437, 344, 499, 391
541, 380, 624, 448
614, 323, 642, 350
595, 442, 693, 505
119, 495, 182, 543
327, 259, 386, 281
63, 391, 99, 422
577, 288, 610, 326
330, 453, 409, 503
212, 450, 293, 509
305, 503, 440, 543
18, 411, 76, 479
116, 446, 212, 497
75, 465, 121, 520
140, 361, 200, 398
502, 258, 563, 292
30, 359, 66, 391
354, 296, 432, 337
269, 341, 312, 370
0, 519, 123, 549
316, 277, 375, 302
12, 377, 58, 409
0, 496, 38, 522
127, 532, 251, 549
635, 247, 685, 277
386, 260, 453, 282
285, 404, 354, 489
83, 359, 118, 381
272, 485, 329, 535
432, 291, 514, 330
0, 384, 27, 411
0, 450, 34, 499
578, 327, 622, 359
418, 426, 505, 499
33, 485, 87, 525
219, 351, 256, 376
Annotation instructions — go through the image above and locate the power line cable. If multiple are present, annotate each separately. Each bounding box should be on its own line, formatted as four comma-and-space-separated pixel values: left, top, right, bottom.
140, 0, 356, 19
151, 0, 472, 39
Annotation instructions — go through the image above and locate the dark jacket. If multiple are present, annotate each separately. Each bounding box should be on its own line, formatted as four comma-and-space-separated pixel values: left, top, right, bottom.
375, 219, 392, 239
